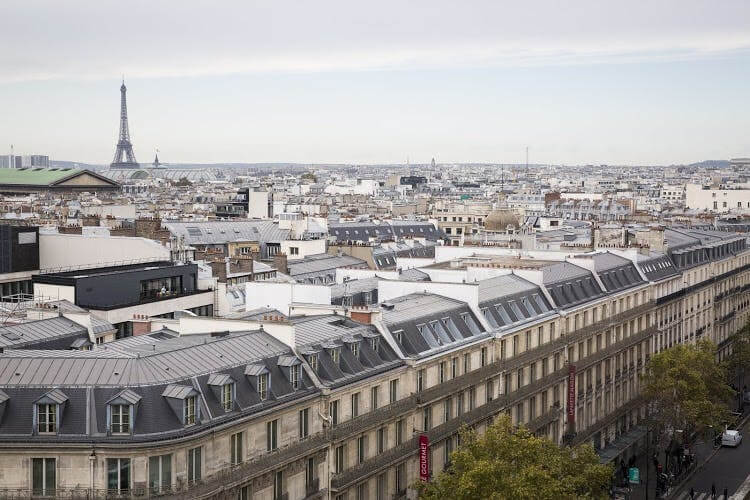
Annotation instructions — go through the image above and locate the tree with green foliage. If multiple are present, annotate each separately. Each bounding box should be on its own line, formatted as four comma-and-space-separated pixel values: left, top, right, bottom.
416, 414, 613, 500
641, 338, 733, 449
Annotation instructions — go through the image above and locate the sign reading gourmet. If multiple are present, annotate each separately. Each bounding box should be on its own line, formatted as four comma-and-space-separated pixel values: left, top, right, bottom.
567, 364, 576, 425
419, 434, 430, 481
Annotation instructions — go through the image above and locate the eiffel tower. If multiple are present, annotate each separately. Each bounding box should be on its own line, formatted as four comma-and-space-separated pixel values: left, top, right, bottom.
110, 78, 139, 168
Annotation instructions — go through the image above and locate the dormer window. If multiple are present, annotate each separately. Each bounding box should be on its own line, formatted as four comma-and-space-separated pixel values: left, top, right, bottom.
208, 373, 235, 412
111, 404, 130, 434
222, 384, 233, 411
290, 364, 300, 390
106, 389, 140, 435
330, 348, 341, 364
393, 330, 403, 345
184, 396, 197, 425
34, 389, 67, 435
162, 384, 200, 427
308, 354, 318, 371
37, 403, 57, 434
258, 373, 269, 400
370, 337, 379, 353
350, 342, 360, 358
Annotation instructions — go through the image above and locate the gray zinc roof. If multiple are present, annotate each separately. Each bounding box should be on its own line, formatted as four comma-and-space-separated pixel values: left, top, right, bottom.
164, 220, 290, 245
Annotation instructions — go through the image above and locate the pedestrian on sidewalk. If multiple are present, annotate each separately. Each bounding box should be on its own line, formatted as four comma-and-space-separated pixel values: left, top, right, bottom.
712, 482, 716, 499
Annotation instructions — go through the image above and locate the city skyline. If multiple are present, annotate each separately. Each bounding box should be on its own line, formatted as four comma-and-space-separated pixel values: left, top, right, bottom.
1, 0, 749, 165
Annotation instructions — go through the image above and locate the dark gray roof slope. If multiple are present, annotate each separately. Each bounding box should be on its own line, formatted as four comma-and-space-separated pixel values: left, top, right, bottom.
0, 317, 90, 350
288, 253, 368, 283
292, 315, 402, 388
0, 330, 317, 442
382, 293, 488, 358
578, 252, 645, 294
636, 253, 679, 281
542, 262, 605, 309
477, 275, 554, 330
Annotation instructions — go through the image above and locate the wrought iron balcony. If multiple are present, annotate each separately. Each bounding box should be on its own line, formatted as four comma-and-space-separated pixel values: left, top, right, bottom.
570, 397, 644, 446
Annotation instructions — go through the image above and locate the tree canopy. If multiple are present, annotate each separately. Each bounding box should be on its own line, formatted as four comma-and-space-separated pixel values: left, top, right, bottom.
417, 414, 613, 500
641, 338, 733, 444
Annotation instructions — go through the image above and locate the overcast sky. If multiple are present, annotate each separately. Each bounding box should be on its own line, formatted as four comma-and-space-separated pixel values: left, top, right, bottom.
1, 0, 749, 165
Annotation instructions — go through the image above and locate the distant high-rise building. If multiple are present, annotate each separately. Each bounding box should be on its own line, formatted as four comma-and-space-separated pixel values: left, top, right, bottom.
110, 79, 139, 169
0, 154, 49, 169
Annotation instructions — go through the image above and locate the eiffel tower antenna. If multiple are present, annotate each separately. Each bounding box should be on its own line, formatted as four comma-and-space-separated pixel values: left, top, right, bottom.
110, 78, 139, 168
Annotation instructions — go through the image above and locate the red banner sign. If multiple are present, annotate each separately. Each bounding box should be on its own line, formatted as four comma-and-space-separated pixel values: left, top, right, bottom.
567, 364, 576, 425
419, 434, 430, 481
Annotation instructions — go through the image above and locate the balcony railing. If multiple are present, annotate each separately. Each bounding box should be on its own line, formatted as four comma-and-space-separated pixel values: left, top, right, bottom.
330, 367, 569, 491
570, 397, 644, 446
146, 303, 660, 497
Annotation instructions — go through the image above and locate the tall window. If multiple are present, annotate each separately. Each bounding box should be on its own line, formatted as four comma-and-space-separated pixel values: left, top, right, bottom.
350, 342, 360, 358
230, 432, 243, 465
32, 458, 56, 497
148, 454, 172, 494
423, 406, 432, 431
187, 447, 201, 483
335, 445, 346, 473
352, 392, 360, 418
377, 427, 386, 453
111, 404, 130, 434
273, 471, 284, 500
330, 400, 339, 426
306, 458, 316, 490
396, 419, 405, 445
481, 347, 487, 367
389, 379, 399, 403
267, 419, 278, 451
444, 397, 452, 422
37, 404, 57, 434
288, 365, 300, 390
463, 352, 470, 373
451, 357, 458, 378
357, 436, 366, 464
221, 384, 233, 411
371, 386, 379, 410
486, 380, 494, 403
299, 408, 310, 439
330, 348, 341, 364
439, 362, 446, 383
396, 462, 406, 493
184, 396, 196, 425
107, 458, 130, 494
308, 354, 318, 372
258, 374, 269, 400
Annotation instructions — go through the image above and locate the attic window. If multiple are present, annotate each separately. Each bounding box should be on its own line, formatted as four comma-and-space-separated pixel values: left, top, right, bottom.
37, 403, 57, 434
258, 373, 269, 400
330, 348, 341, 365
369, 337, 379, 353
307, 354, 318, 371
393, 330, 403, 345
221, 383, 234, 411
184, 396, 197, 425
290, 364, 300, 390
350, 342, 360, 358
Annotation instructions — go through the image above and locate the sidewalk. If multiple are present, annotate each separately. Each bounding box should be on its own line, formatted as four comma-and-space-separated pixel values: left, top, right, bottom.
624, 438, 715, 500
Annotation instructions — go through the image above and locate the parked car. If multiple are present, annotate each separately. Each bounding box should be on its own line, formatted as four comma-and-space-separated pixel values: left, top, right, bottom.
721, 429, 743, 447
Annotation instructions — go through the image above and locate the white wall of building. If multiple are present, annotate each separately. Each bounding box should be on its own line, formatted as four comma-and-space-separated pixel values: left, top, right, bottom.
685, 184, 750, 212
33, 283, 75, 302
245, 282, 331, 315
248, 190, 271, 219
281, 239, 326, 260
39, 234, 169, 270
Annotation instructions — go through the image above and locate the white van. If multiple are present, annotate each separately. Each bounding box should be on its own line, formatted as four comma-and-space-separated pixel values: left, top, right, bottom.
722, 429, 742, 447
